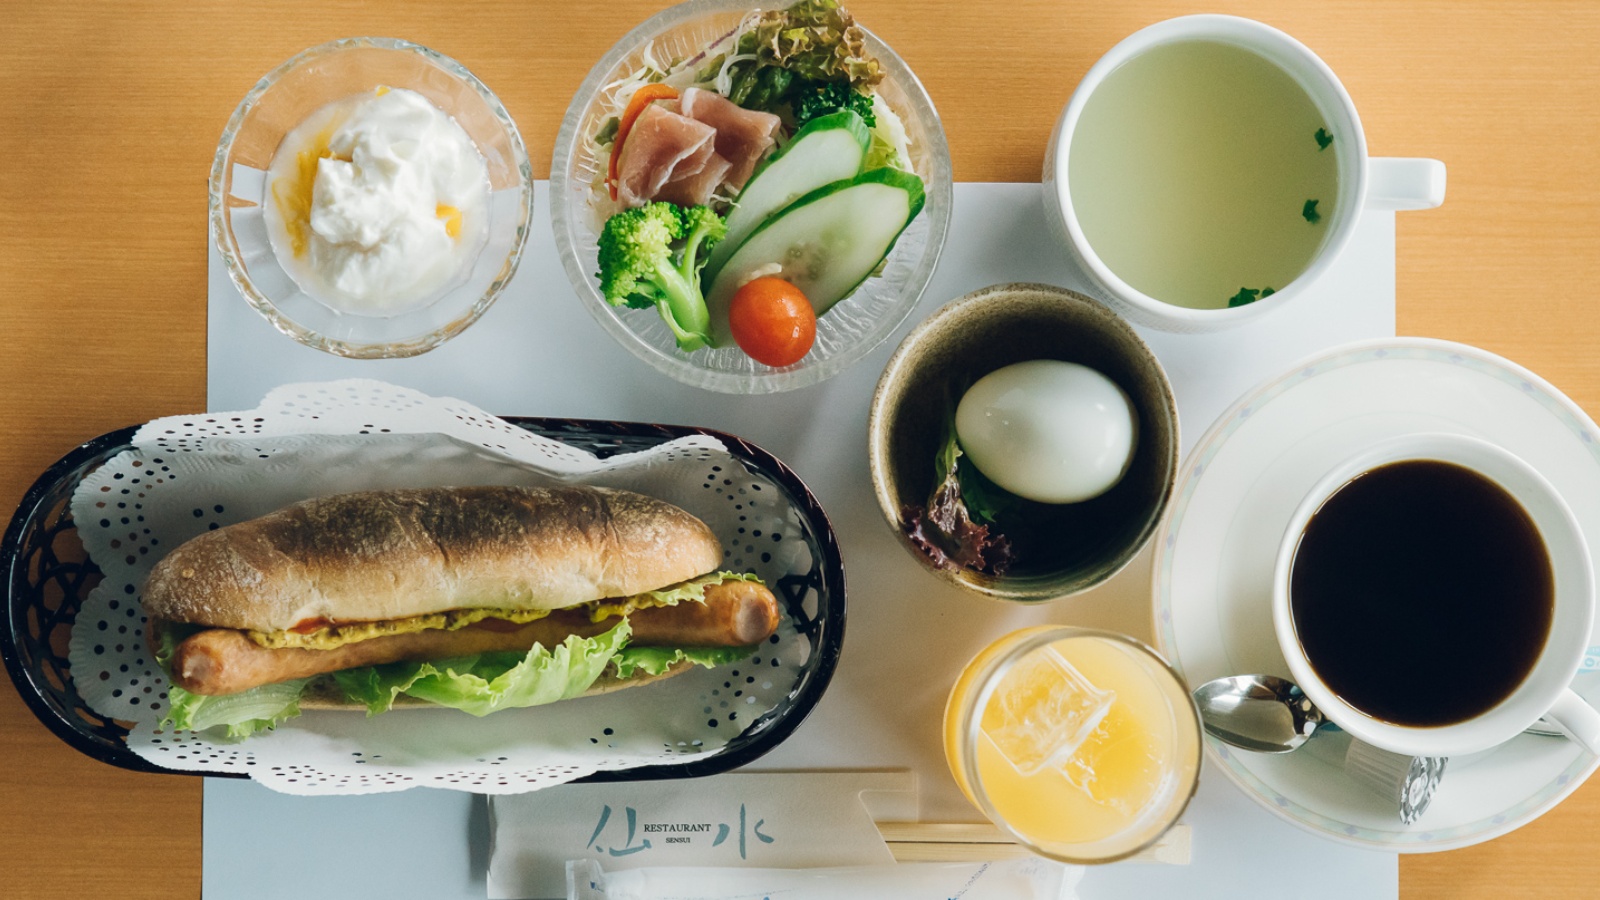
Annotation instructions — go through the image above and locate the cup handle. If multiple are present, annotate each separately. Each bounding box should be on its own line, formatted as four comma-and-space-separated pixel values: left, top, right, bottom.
1366, 157, 1447, 211
1545, 688, 1600, 755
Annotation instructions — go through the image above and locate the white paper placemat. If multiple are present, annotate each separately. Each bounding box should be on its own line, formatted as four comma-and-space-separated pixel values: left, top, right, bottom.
204, 182, 1398, 899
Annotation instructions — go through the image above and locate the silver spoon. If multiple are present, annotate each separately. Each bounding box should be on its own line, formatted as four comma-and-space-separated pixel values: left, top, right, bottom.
1193, 673, 1447, 823
1193, 673, 1568, 747
1192, 673, 1326, 753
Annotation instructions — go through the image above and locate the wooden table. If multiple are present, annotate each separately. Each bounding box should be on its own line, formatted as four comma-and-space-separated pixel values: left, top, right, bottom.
3, 1, 1597, 896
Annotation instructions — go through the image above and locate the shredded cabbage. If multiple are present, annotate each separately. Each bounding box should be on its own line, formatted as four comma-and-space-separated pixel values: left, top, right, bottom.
865, 92, 913, 172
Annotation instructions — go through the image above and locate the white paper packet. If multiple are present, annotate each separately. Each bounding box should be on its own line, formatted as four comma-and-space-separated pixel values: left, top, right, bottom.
65, 379, 831, 795
565, 858, 1083, 900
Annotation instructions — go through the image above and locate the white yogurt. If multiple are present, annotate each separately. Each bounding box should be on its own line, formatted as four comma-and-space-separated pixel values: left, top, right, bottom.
264, 87, 489, 315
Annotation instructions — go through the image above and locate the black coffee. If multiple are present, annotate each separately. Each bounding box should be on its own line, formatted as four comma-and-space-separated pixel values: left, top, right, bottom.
1289, 459, 1554, 727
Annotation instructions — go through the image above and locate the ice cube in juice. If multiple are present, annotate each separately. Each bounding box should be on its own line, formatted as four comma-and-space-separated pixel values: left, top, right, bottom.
1057, 683, 1167, 815
981, 645, 1115, 776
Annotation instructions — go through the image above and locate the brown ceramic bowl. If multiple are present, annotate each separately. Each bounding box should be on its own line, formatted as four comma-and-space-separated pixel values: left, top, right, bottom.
868, 283, 1179, 601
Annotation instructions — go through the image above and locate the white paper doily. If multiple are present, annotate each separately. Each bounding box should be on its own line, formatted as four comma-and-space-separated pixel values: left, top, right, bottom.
66, 380, 822, 795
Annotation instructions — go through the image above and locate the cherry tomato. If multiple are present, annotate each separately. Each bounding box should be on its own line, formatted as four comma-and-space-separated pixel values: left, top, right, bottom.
728, 277, 817, 367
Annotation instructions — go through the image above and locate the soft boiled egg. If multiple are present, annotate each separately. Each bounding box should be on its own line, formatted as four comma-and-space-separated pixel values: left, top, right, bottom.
955, 360, 1138, 504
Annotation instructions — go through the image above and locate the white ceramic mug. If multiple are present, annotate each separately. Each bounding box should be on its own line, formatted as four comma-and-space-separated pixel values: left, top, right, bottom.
1042, 15, 1447, 333
1272, 434, 1600, 758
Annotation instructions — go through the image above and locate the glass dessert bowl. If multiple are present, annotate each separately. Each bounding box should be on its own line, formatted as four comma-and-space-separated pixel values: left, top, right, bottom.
210, 37, 534, 358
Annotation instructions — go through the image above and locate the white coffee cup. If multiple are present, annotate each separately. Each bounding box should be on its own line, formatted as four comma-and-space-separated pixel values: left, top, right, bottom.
1042, 15, 1447, 333
1272, 434, 1600, 758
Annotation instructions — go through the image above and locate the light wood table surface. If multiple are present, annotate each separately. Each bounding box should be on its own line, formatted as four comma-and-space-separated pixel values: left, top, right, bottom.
3, 2, 1598, 897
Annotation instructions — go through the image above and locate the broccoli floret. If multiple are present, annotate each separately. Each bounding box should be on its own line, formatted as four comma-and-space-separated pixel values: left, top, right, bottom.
597, 202, 727, 352
790, 78, 876, 129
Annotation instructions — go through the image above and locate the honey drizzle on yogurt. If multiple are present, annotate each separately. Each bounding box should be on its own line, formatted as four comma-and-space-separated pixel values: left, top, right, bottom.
272, 119, 348, 258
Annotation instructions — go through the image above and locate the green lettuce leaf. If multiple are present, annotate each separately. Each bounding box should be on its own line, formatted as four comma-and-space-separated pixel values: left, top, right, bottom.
901, 401, 1018, 575
163, 679, 310, 740
612, 643, 755, 679
333, 620, 636, 717
739, 0, 884, 88
713, 0, 886, 111
637, 570, 764, 607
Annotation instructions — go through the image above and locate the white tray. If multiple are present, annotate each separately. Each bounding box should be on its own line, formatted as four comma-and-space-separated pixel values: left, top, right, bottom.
204, 183, 1399, 900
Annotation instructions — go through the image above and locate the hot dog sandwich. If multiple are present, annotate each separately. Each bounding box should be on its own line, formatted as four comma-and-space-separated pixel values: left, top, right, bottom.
141, 485, 781, 737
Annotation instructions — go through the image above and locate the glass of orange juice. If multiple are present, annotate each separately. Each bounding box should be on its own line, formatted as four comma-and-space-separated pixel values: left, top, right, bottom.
944, 625, 1202, 863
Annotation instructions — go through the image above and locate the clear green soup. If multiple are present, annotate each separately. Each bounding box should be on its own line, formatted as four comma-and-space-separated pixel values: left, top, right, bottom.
1069, 40, 1339, 310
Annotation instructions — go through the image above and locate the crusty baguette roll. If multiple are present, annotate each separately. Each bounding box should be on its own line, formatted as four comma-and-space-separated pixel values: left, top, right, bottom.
142, 485, 723, 633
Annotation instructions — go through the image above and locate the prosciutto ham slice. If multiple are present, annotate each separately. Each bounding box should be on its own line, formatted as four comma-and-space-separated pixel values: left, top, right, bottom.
679, 88, 781, 191
612, 88, 782, 208
614, 102, 720, 208
655, 152, 733, 207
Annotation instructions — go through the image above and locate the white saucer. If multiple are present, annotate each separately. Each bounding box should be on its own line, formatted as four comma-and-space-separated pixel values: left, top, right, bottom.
1153, 337, 1600, 852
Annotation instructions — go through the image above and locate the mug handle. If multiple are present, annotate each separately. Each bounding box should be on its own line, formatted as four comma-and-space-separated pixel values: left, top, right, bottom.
1366, 157, 1447, 211
1546, 688, 1600, 755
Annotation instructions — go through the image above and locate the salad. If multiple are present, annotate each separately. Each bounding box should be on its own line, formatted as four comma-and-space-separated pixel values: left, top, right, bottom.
588, 0, 926, 367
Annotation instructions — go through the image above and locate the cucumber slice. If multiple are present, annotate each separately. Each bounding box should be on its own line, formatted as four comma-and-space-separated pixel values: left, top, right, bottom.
705, 167, 926, 347
703, 110, 872, 282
